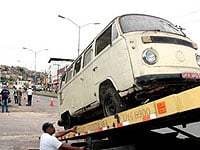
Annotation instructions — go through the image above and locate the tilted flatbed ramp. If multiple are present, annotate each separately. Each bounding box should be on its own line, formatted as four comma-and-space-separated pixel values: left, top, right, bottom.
58, 86, 200, 148
63, 86, 200, 140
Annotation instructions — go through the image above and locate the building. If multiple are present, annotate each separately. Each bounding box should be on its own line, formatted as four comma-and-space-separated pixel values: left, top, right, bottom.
47, 58, 73, 92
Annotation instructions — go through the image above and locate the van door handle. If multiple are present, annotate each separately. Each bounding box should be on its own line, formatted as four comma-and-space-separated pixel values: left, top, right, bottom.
93, 66, 98, 71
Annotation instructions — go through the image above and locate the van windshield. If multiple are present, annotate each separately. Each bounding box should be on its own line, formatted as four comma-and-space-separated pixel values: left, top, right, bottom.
119, 14, 185, 36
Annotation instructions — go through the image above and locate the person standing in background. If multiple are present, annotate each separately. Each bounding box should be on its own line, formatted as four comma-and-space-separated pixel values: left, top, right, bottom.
13, 87, 18, 104
1, 85, 10, 113
17, 87, 22, 106
26, 87, 33, 106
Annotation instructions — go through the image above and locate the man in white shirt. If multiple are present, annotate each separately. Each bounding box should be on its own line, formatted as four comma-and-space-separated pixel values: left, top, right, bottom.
40, 122, 85, 150
26, 87, 33, 106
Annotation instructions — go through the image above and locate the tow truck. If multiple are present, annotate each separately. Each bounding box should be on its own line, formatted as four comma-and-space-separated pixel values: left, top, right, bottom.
58, 86, 200, 149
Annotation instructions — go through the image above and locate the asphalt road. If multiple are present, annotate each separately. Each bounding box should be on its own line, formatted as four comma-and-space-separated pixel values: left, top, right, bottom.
0, 92, 63, 150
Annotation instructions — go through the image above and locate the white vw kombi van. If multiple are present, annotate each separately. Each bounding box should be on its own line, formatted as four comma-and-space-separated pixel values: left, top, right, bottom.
58, 14, 200, 129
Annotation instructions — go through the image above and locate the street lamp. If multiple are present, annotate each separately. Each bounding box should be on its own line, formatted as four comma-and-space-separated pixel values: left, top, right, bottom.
23, 47, 48, 84
58, 15, 100, 56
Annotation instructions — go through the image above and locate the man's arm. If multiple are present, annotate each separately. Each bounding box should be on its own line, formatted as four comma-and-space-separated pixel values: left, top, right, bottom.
59, 143, 84, 150
55, 126, 77, 138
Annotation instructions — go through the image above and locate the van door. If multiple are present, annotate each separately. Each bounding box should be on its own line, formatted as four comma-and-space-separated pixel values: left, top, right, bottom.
80, 46, 97, 107
93, 23, 135, 97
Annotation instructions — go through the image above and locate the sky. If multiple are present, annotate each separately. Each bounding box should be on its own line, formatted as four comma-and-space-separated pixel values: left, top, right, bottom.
0, 0, 200, 72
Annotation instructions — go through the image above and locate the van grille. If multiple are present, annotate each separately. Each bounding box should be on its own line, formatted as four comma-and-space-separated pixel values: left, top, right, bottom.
142, 36, 195, 49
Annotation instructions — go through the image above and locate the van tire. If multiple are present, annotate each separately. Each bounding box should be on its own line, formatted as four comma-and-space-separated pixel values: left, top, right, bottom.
102, 87, 125, 117
62, 112, 73, 130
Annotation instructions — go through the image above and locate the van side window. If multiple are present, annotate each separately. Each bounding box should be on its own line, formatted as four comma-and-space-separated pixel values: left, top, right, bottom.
95, 25, 112, 56
83, 46, 93, 67
73, 56, 82, 76
112, 23, 118, 41
66, 66, 73, 83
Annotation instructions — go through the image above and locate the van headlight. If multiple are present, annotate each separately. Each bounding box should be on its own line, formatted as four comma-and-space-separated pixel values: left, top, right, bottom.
142, 48, 157, 65
196, 54, 200, 66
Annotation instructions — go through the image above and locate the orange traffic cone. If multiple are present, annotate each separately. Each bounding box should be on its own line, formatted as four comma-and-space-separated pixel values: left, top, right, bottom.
50, 98, 54, 106
36, 96, 40, 102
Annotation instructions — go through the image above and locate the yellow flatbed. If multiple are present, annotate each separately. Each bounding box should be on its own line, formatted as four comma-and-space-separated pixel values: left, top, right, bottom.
63, 86, 200, 139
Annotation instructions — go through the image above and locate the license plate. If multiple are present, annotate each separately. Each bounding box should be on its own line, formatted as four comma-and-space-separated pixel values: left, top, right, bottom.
181, 72, 200, 79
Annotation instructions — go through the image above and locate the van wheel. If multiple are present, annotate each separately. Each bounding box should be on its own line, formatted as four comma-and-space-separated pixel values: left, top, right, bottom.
63, 113, 72, 130
102, 87, 125, 117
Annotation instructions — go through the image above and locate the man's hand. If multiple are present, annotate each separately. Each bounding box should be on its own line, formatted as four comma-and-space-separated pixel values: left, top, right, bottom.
70, 126, 77, 133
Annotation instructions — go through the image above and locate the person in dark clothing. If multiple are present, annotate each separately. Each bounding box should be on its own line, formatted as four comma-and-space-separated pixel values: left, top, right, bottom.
13, 87, 18, 104
17, 87, 22, 106
1, 85, 10, 113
